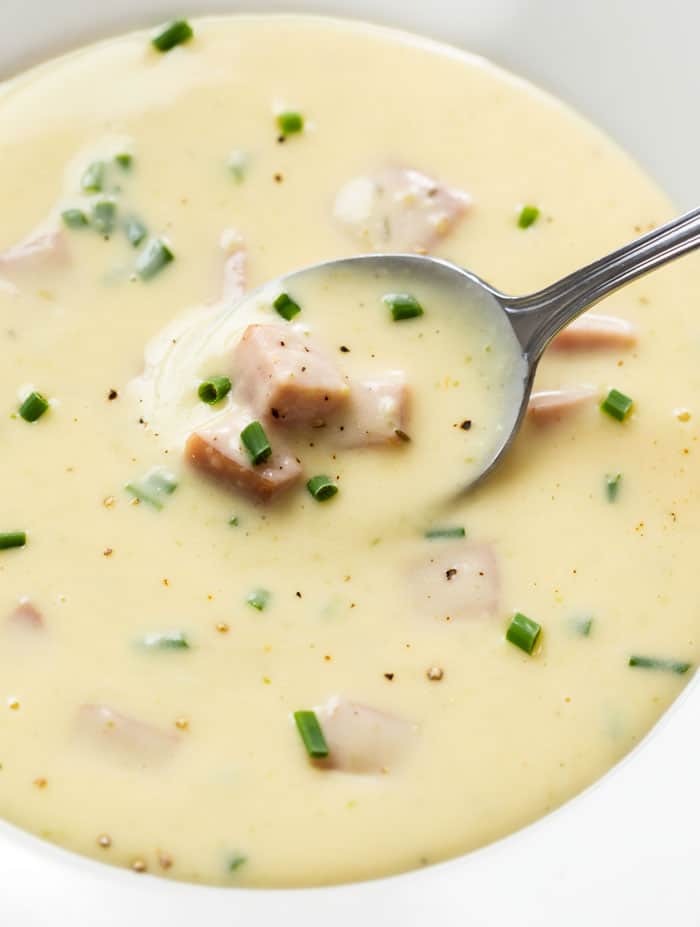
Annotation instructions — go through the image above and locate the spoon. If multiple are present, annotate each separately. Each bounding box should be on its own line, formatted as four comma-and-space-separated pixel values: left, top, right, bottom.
274, 206, 700, 490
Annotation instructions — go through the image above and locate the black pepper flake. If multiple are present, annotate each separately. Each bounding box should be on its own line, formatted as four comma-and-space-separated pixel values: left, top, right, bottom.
460, 420, 472, 430
277, 135, 286, 144
108, 389, 118, 401
384, 672, 395, 681
395, 429, 411, 442
274, 172, 284, 183
271, 408, 280, 419
446, 568, 457, 581
339, 345, 350, 353
296, 591, 302, 598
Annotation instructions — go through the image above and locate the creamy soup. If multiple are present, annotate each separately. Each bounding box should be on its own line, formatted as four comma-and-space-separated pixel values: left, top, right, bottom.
0, 14, 698, 889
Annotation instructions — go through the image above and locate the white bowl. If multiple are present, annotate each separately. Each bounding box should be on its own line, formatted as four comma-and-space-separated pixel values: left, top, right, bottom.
2, 2, 699, 924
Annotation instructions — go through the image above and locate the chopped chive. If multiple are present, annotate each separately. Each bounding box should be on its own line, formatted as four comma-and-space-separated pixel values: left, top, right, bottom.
61, 208, 89, 229
228, 854, 247, 873
124, 217, 148, 248
273, 292, 301, 321
276, 111, 304, 135
383, 292, 424, 321
293, 710, 329, 758
246, 588, 269, 611
140, 631, 189, 650
605, 472, 622, 502
228, 516, 239, 527
81, 161, 105, 193
518, 205, 540, 229
240, 421, 272, 465
601, 388, 633, 422
424, 526, 466, 540
227, 150, 248, 183
114, 153, 133, 170
198, 376, 232, 405
307, 475, 338, 502
629, 655, 691, 674
0, 531, 26, 551
125, 467, 178, 510
573, 616, 593, 637
19, 391, 49, 422
136, 238, 174, 281
92, 199, 117, 236
506, 611, 542, 654
151, 19, 193, 52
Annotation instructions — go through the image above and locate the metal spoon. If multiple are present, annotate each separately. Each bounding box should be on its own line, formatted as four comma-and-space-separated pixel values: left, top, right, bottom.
277, 206, 700, 490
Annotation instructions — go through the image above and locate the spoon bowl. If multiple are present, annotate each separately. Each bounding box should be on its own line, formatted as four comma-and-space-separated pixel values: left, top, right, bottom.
272, 206, 700, 490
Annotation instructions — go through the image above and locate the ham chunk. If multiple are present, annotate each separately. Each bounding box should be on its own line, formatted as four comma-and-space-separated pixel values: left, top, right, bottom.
528, 386, 596, 424
0, 228, 66, 274
313, 696, 418, 774
232, 324, 349, 426
409, 541, 499, 622
551, 314, 637, 351
186, 408, 302, 501
334, 373, 410, 447
334, 166, 470, 252
7, 598, 43, 630
77, 704, 178, 768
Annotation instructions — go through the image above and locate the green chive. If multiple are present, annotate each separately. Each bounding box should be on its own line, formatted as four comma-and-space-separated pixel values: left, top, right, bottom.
629, 655, 691, 675
228, 516, 239, 527
601, 389, 633, 422
125, 467, 178, 510
273, 292, 301, 321
136, 238, 174, 281
198, 376, 232, 405
151, 19, 193, 53
124, 217, 148, 248
228, 854, 247, 873
573, 616, 593, 637
424, 526, 466, 540
227, 150, 248, 183
19, 391, 49, 423
518, 205, 540, 229
293, 710, 329, 758
307, 475, 338, 502
506, 611, 542, 654
0, 531, 26, 551
240, 421, 272, 465
605, 472, 622, 502
383, 292, 424, 321
277, 111, 304, 135
114, 153, 133, 170
246, 588, 269, 611
92, 199, 117, 236
61, 208, 89, 229
81, 161, 105, 193
140, 631, 189, 650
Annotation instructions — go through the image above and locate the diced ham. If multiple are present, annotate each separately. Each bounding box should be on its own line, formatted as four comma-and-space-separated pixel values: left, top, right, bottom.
232, 324, 349, 426
527, 386, 596, 424
221, 249, 247, 306
0, 227, 67, 274
551, 314, 637, 351
77, 704, 178, 767
312, 696, 418, 774
7, 598, 43, 630
333, 372, 411, 447
218, 228, 248, 307
409, 541, 499, 622
334, 166, 470, 252
186, 408, 302, 501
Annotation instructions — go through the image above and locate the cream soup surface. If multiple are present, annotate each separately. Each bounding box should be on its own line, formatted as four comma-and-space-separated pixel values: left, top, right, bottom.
0, 14, 699, 889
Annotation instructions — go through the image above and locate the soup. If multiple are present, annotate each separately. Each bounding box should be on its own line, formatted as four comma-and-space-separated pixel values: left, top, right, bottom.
0, 14, 698, 888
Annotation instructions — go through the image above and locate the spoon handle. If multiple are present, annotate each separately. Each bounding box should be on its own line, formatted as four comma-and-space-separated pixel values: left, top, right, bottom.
501, 205, 700, 359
